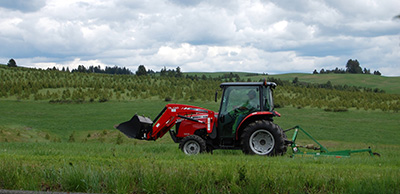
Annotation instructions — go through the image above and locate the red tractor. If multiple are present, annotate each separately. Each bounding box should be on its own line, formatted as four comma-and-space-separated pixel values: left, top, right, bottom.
116, 80, 288, 156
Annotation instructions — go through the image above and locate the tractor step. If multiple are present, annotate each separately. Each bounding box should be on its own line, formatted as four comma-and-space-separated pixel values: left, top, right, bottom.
220, 138, 235, 146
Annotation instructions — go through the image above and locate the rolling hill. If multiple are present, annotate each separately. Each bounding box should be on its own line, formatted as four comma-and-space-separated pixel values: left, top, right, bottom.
188, 71, 400, 94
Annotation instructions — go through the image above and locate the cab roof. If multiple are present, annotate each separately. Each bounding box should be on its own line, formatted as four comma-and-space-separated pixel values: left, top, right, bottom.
220, 81, 277, 88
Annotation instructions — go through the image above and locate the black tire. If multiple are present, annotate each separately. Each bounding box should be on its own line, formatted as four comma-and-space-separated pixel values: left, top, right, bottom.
179, 135, 206, 155
241, 120, 287, 156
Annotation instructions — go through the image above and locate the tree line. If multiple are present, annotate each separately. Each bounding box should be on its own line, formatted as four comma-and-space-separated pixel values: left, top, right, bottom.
313, 59, 381, 75
70, 65, 133, 75
3, 58, 383, 76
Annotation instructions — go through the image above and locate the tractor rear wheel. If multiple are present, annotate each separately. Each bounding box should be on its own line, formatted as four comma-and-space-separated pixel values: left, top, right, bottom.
241, 120, 287, 156
179, 135, 206, 155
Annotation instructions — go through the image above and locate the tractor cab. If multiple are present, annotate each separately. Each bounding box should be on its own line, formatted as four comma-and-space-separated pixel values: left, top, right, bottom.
216, 81, 278, 142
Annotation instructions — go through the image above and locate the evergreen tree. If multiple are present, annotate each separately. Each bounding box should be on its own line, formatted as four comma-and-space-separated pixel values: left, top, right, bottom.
346, 59, 363, 74
292, 77, 299, 84
147, 69, 155, 75
373, 71, 381, 76
325, 81, 333, 89
136, 65, 147, 76
160, 67, 167, 76
7, 59, 17, 67
363, 68, 371, 74
176, 66, 183, 77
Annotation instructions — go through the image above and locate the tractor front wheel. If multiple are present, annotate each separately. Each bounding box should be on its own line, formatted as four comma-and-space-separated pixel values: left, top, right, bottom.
241, 120, 287, 156
179, 135, 206, 155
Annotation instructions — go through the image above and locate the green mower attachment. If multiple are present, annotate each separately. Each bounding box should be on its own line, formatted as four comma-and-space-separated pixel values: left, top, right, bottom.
285, 126, 380, 158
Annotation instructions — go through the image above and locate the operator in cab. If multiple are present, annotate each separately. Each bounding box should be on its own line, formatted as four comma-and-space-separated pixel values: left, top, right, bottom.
231, 90, 259, 134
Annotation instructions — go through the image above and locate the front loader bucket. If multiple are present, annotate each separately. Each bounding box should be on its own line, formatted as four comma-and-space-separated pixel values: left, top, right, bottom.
115, 114, 153, 139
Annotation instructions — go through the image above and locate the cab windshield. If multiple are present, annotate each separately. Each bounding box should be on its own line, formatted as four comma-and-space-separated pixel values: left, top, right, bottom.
220, 86, 260, 115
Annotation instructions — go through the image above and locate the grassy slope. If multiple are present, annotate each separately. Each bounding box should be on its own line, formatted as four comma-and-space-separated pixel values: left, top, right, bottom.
259, 73, 400, 94
187, 71, 400, 94
0, 100, 398, 145
0, 100, 219, 142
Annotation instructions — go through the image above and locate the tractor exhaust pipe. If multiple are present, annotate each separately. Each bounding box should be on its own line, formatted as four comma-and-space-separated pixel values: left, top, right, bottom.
114, 114, 153, 139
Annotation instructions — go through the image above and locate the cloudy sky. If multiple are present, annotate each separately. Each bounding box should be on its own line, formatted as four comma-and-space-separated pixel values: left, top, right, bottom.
0, 0, 399, 76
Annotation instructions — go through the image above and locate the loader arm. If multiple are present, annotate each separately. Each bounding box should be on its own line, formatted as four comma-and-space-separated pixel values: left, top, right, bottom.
116, 104, 216, 141
149, 104, 216, 140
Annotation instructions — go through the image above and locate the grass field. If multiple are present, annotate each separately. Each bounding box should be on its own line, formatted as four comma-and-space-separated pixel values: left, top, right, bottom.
0, 99, 399, 193
259, 73, 400, 94
185, 72, 400, 94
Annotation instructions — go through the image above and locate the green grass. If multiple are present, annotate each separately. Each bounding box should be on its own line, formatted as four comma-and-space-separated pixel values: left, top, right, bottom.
1, 100, 397, 145
0, 100, 219, 142
0, 142, 399, 193
275, 107, 400, 145
185, 71, 400, 94
258, 73, 400, 94
0, 100, 399, 193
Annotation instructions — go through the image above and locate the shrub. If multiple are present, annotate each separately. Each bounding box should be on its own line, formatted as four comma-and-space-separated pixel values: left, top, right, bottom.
164, 97, 172, 102
99, 98, 108, 103
116, 133, 123, 145
324, 108, 348, 112
68, 132, 75, 142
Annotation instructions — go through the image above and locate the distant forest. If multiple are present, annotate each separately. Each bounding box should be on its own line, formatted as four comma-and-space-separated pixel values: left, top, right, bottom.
313, 59, 381, 75
5, 58, 382, 76
70, 65, 133, 75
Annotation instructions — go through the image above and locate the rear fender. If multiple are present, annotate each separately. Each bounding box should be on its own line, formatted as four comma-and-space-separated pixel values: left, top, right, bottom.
235, 111, 279, 140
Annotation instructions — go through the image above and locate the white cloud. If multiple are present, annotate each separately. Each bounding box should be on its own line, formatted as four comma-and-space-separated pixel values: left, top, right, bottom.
22, 57, 107, 70
0, 0, 399, 76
